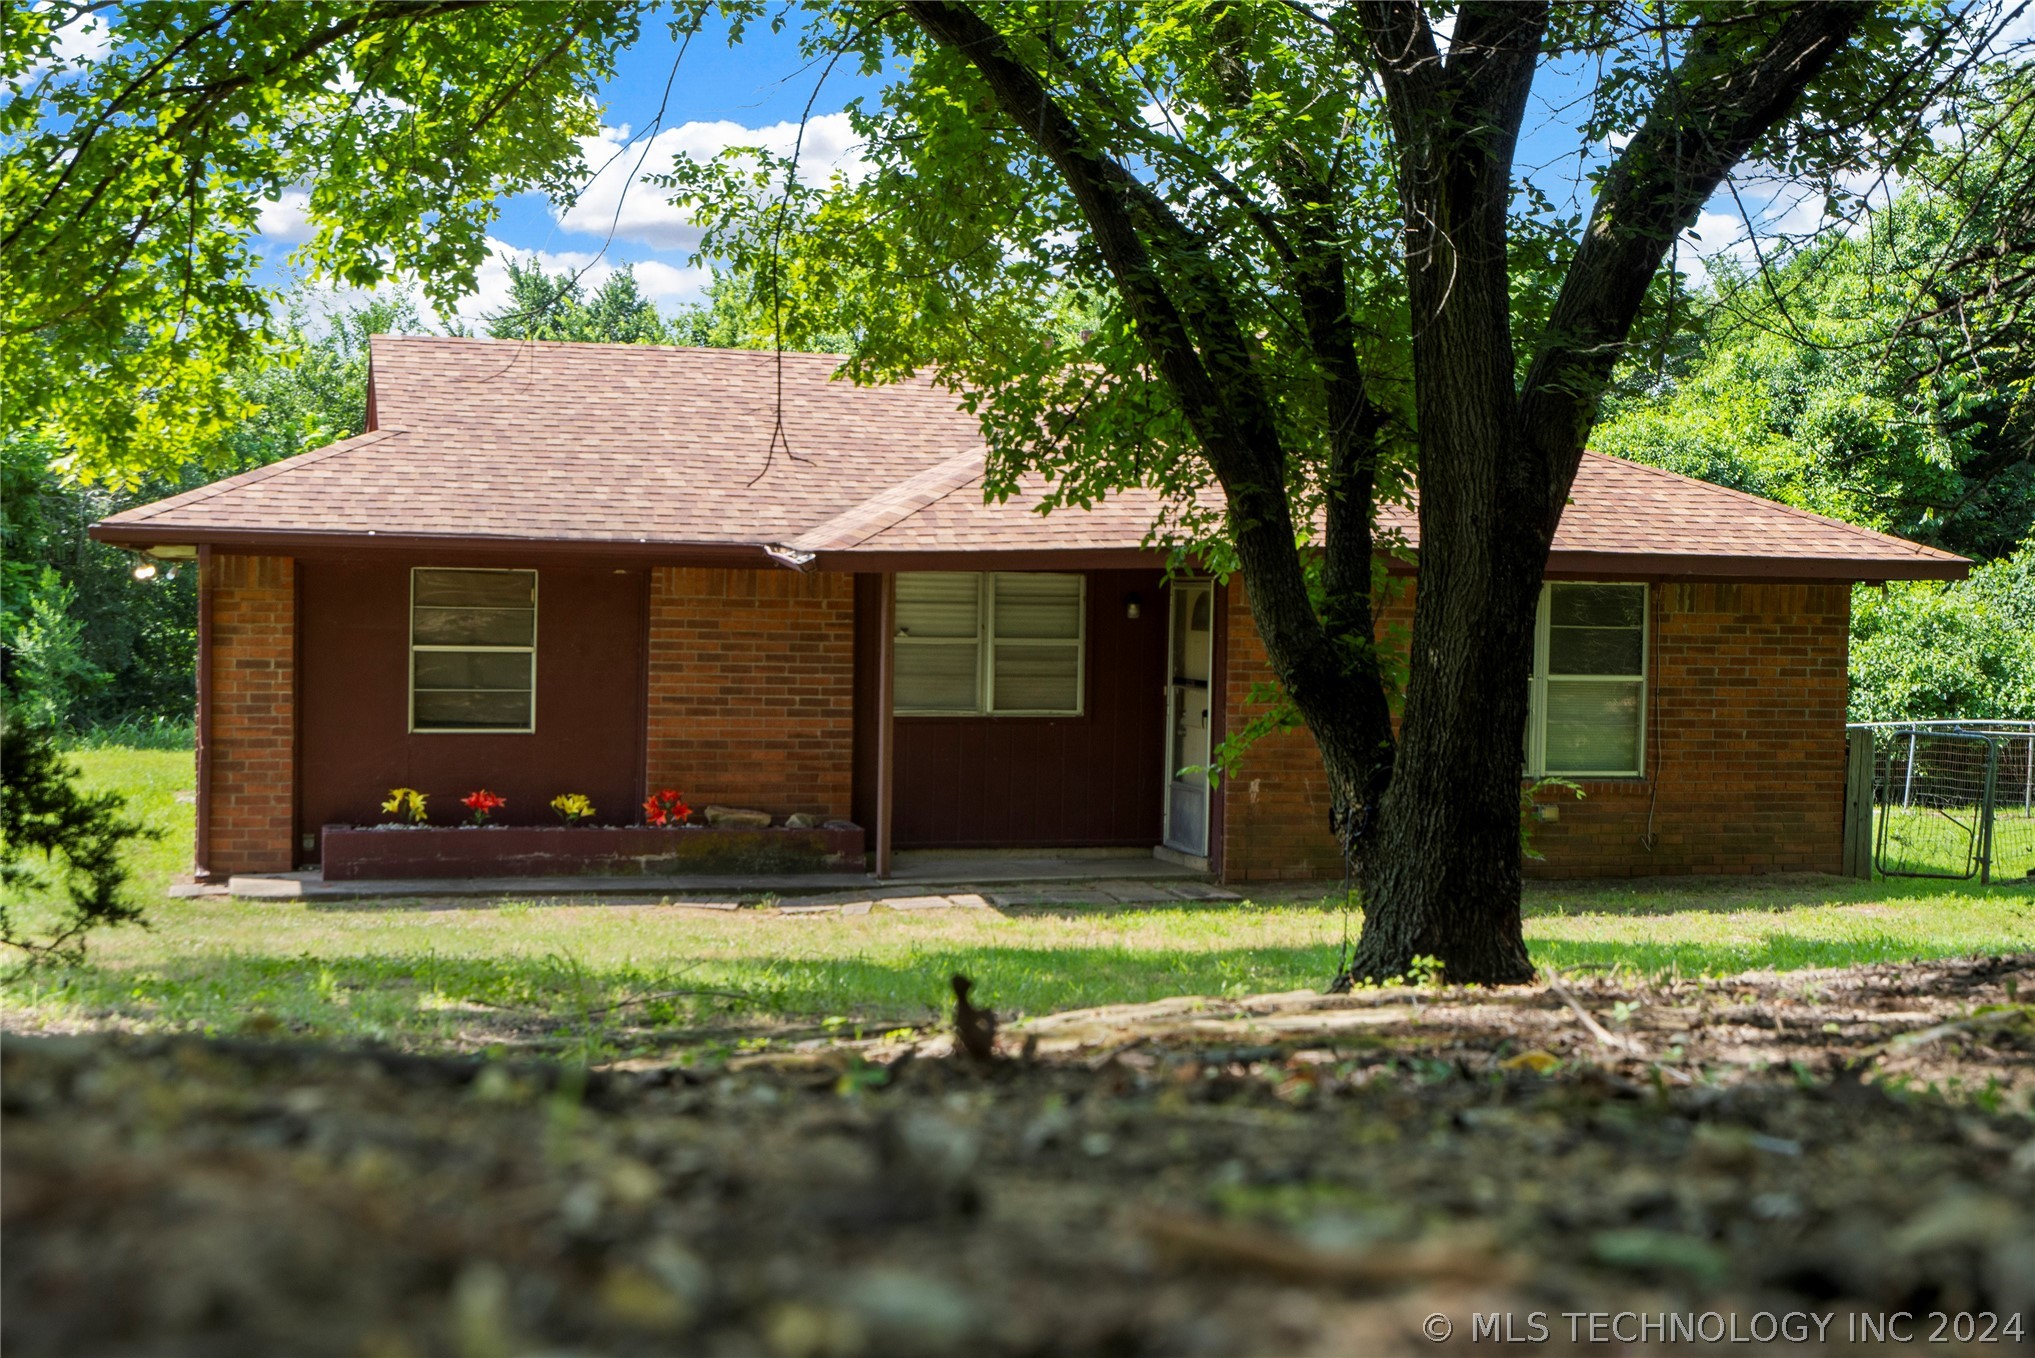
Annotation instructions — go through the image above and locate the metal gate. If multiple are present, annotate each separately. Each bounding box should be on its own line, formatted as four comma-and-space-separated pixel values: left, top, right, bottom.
1848, 721, 2035, 884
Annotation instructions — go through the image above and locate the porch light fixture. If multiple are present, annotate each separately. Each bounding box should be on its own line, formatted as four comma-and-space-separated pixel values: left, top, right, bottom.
1124, 593, 1142, 620
763, 543, 816, 569
131, 560, 157, 581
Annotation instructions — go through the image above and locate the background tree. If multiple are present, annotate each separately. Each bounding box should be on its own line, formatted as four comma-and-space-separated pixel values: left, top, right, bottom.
1599, 65, 2035, 723
1598, 69, 2035, 562
666, 269, 852, 353
1850, 546, 2035, 723
1, 290, 425, 740
677, 1, 2015, 982
485, 260, 674, 344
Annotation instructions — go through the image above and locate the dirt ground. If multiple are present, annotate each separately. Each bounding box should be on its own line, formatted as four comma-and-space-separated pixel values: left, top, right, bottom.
8, 954, 2035, 1357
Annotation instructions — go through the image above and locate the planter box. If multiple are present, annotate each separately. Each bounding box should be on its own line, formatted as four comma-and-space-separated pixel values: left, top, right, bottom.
321, 823, 865, 881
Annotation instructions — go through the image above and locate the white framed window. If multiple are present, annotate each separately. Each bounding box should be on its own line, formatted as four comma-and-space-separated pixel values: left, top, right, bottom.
1525, 582, 1646, 777
893, 572, 1085, 716
409, 568, 537, 733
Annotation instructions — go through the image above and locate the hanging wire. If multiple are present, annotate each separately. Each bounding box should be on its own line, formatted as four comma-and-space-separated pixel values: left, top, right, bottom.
747, 37, 849, 488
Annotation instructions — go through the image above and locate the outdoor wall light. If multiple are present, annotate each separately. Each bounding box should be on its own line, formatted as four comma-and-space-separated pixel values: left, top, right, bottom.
1125, 593, 1142, 620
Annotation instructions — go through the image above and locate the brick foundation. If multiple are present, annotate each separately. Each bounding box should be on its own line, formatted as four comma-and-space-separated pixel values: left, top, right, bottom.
1219, 578, 1851, 882
203, 553, 296, 877
646, 568, 855, 821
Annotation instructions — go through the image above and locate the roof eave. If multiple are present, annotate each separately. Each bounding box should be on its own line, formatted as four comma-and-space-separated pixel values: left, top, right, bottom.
86, 521, 802, 570
806, 545, 1174, 572
1541, 549, 1970, 583
87, 522, 1972, 583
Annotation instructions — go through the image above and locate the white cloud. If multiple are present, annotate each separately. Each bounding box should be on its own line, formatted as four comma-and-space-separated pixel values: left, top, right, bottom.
50, 7, 110, 64
257, 189, 316, 244
9, 3, 113, 87
630, 258, 713, 304
445, 237, 711, 326
1671, 162, 1901, 287
1993, 0, 2035, 51
554, 112, 865, 253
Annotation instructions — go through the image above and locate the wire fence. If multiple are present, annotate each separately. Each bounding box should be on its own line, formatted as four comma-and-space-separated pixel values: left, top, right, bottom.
1850, 720, 2035, 883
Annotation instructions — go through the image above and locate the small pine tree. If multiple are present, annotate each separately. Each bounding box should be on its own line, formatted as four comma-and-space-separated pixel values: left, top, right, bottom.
0, 710, 155, 963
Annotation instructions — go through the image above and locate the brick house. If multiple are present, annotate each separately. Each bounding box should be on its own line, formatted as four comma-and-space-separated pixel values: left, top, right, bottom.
92, 337, 1968, 884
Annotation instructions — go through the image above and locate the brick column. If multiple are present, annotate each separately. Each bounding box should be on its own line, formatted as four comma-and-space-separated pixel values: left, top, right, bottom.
203, 554, 296, 878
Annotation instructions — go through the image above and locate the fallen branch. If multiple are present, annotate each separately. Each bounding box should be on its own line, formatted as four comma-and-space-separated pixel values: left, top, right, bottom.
1134, 1209, 1503, 1289
1544, 975, 1647, 1056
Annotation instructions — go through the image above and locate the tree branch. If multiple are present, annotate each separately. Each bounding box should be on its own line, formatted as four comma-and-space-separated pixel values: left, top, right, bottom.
1519, 3, 1872, 517
902, 0, 1392, 823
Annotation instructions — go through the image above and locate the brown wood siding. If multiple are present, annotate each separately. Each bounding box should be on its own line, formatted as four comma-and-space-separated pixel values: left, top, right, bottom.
297, 561, 647, 852
853, 569, 1168, 848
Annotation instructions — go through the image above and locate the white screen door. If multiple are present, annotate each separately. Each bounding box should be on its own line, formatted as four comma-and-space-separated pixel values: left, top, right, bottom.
1162, 581, 1214, 856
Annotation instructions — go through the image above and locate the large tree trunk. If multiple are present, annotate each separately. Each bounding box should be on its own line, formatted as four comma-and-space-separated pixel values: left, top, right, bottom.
1346, 506, 1547, 986
1340, 401, 1555, 987
1339, 3, 1552, 986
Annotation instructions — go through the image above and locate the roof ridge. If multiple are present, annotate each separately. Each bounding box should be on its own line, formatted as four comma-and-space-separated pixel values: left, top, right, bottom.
1580, 450, 1968, 563
784, 448, 988, 552
369, 333, 859, 362
97, 430, 402, 525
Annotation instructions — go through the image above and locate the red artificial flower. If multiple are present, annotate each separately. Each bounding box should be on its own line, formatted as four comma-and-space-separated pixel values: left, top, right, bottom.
643, 788, 691, 827
461, 789, 506, 825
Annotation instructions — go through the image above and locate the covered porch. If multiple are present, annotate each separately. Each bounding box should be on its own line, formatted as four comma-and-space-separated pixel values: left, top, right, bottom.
214, 848, 1228, 903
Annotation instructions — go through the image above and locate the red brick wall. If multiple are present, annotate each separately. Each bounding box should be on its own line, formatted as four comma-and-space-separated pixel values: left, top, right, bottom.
646, 568, 854, 820
1525, 582, 1851, 876
1217, 577, 1414, 882
1218, 578, 1851, 882
204, 554, 296, 877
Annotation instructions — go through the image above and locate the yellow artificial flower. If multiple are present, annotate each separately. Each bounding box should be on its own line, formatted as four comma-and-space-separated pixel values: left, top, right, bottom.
550, 792, 596, 824
381, 788, 428, 824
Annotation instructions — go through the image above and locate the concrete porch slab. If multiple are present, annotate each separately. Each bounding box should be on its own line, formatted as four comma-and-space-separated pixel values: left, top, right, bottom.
225, 848, 1225, 904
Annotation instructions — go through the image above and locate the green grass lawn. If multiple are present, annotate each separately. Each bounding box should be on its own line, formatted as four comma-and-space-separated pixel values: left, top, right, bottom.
4, 748, 2032, 1060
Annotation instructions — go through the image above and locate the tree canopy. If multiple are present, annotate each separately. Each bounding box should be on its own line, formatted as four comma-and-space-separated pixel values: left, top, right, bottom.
1598, 70, 2035, 563
483, 260, 672, 345
2, 0, 648, 484
1, 288, 423, 736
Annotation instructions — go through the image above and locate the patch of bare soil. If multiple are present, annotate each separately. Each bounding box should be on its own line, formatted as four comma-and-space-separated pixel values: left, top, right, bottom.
7, 955, 2035, 1357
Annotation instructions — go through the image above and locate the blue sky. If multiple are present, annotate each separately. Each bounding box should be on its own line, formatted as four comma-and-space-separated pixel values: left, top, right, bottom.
244, 7, 2019, 327
262, 12, 891, 323
255, 12, 1696, 325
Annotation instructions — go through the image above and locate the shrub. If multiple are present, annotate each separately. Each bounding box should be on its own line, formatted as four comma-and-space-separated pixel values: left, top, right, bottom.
1851, 544, 2035, 722
4, 568, 107, 732
0, 710, 155, 963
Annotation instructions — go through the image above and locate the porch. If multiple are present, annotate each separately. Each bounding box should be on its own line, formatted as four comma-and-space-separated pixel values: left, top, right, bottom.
217, 847, 1228, 903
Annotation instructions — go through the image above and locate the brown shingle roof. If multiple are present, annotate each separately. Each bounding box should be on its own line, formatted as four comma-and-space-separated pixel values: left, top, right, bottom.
93, 335, 1967, 581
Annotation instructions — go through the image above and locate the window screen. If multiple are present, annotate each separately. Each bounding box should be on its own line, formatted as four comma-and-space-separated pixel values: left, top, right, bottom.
410, 568, 536, 732
893, 572, 1084, 715
1533, 583, 1645, 776
989, 574, 1082, 712
894, 574, 982, 712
